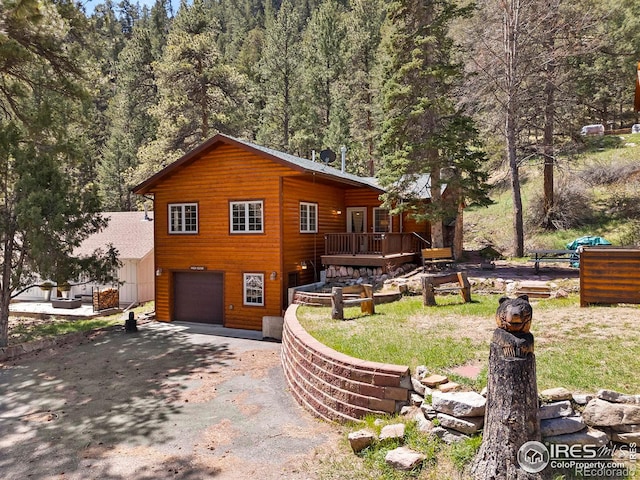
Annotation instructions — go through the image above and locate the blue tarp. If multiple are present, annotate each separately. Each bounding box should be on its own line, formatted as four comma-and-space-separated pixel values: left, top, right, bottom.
566, 236, 612, 250
566, 236, 612, 267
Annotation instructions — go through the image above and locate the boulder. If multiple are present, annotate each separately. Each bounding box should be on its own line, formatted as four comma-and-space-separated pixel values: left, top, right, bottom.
385, 447, 426, 471
540, 387, 573, 401
597, 389, 640, 405
431, 391, 486, 417
540, 416, 586, 437
430, 426, 470, 444
582, 398, 640, 426
539, 400, 573, 420
544, 427, 609, 447
422, 374, 448, 387
436, 413, 484, 434
380, 423, 406, 442
348, 429, 376, 453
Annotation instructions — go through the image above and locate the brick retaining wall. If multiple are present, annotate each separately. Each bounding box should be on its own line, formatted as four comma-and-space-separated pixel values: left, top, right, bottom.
281, 304, 411, 423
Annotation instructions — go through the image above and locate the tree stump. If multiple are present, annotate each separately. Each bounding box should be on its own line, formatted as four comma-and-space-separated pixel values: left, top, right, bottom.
331, 287, 343, 320
471, 328, 548, 480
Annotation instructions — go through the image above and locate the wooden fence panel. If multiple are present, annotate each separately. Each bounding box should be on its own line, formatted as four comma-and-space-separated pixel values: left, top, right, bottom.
580, 247, 640, 306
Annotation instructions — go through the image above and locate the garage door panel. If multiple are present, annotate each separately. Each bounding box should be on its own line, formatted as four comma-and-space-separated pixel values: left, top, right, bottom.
174, 272, 223, 324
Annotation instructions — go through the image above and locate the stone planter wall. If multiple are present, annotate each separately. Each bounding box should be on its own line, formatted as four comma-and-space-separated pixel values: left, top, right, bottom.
281, 304, 411, 423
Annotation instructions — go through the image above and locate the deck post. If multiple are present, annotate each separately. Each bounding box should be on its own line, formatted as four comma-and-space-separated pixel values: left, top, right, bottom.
421, 277, 436, 306
361, 284, 375, 315
331, 287, 344, 320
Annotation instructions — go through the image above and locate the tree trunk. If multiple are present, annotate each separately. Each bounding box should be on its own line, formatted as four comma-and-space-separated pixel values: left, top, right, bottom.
430, 165, 444, 247
471, 328, 546, 480
542, 37, 556, 230
453, 196, 464, 260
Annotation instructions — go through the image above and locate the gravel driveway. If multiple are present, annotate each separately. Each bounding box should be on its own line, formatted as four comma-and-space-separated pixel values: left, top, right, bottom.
0, 322, 340, 480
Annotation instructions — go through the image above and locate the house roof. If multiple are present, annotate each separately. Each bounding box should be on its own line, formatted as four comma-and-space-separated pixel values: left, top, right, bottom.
132, 134, 385, 195
75, 211, 154, 260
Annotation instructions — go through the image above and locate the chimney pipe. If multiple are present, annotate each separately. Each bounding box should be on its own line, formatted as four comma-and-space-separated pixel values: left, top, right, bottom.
340, 145, 346, 173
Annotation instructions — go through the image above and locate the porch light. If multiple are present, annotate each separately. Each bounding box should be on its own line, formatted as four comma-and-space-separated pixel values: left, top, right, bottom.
301, 261, 308, 270
155, 268, 163, 277
270, 271, 277, 280
332, 209, 342, 215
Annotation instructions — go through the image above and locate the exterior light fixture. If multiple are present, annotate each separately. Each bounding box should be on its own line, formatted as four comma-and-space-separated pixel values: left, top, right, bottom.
270, 271, 277, 280
155, 268, 163, 277
301, 261, 308, 270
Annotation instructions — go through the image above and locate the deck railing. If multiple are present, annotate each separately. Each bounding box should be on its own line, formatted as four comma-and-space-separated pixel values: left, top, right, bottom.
324, 233, 423, 256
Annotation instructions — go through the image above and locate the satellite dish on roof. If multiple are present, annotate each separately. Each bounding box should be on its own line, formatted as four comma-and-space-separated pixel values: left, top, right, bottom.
319, 149, 336, 164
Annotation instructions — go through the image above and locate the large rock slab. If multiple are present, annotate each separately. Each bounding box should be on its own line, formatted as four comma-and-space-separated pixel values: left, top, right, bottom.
539, 400, 573, 420
437, 413, 484, 434
582, 398, 640, 426
597, 389, 640, 405
385, 447, 426, 470
544, 427, 609, 447
430, 426, 470, 444
380, 423, 406, 441
431, 391, 486, 418
540, 416, 586, 437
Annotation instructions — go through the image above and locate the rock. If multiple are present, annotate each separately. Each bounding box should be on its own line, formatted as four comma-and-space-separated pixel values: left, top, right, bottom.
431, 426, 470, 444
544, 427, 609, 447
597, 389, 640, 405
420, 402, 437, 420
431, 391, 486, 417
609, 431, 640, 444
540, 416, 586, 437
400, 405, 414, 416
422, 374, 448, 387
410, 393, 424, 406
572, 393, 594, 405
415, 365, 429, 378
540, 387, 573, 401
438, 381, 460, 393
380, 423, 405, 441
480, 387, 487, 397
385, 446, 426, 471
539, 400, 573, 420
437, 413, 484, 434
348, 429, 376, 453
411, 376, 426, 396
582, 398, 640, 426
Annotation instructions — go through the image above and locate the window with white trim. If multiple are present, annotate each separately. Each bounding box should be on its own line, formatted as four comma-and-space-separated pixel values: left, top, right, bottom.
230, 201, 263, 233
299, 202, 318, 233
243, 273, 264, 306
373, 208, 391, 233
169, 203, 198, 234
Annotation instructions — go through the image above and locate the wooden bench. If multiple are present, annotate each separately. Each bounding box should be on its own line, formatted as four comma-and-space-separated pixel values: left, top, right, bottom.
421, 272, 471, 306
422, 247, 455, 271
528, 249, 576, 274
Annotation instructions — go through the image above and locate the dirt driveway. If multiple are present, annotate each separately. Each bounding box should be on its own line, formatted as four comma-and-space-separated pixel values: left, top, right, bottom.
0, 322, 340, 480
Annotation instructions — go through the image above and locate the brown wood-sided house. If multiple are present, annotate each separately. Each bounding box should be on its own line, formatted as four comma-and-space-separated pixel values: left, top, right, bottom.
133, 134, 435, 331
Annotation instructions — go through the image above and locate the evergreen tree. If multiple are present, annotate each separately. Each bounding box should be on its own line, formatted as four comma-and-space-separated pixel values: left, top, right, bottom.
0, 0, 119, 347
257, 0, 303, 151
376, 0, 491, 252
134, 0, 250, 181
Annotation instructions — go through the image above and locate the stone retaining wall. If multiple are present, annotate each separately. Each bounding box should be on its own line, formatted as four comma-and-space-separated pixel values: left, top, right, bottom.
281, 304, 411, 423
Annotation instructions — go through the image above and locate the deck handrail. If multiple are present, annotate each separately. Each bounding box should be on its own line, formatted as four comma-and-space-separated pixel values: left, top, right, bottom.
324, 233, 421, 257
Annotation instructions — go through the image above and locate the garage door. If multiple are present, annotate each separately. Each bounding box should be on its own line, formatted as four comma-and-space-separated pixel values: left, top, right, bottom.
173, 272, 224, 324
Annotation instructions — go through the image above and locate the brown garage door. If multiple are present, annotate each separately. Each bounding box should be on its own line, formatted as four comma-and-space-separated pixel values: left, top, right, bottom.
173, 272, 224, 324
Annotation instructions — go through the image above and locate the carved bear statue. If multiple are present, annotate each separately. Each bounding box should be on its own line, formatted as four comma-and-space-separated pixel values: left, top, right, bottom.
495, 294, 532, 333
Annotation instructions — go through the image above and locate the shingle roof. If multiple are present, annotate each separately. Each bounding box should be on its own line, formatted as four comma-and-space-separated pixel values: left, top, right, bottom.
75, 211, 154, 260
132, 133, 385, 194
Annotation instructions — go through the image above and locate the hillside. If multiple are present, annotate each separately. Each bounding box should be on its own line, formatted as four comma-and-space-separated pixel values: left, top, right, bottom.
464, 133, 640, 257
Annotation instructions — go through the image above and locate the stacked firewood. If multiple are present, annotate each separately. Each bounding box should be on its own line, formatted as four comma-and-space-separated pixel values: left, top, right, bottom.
93, 288, 119, 311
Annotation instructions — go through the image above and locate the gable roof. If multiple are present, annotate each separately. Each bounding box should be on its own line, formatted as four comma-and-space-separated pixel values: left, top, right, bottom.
132, 134, 384, 195
75, 211, 154, 260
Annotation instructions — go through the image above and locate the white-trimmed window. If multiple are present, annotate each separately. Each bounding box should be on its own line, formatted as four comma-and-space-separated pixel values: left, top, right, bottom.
230, 201, 263, 233
373, 208, 391, 233
169, 203, 198, 234
300, 202, 318, 233
243, 273, 264, 306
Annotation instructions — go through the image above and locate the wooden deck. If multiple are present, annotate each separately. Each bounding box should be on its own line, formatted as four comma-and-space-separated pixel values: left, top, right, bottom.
320, 252, 419, 268
322, 232, 424, 269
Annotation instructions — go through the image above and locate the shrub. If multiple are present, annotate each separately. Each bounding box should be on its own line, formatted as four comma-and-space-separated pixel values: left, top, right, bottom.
525, 182, 594, 230
579, 159, 640, 187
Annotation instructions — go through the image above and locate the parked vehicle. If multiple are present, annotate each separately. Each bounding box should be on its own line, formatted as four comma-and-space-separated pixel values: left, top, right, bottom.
580, 124, 605, 136
632, 124, 640, 134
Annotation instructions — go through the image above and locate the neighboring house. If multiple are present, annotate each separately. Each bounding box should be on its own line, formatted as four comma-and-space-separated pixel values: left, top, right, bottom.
133, 134, 434, 331
15, 212, 154, 305
73, 211, 155, 305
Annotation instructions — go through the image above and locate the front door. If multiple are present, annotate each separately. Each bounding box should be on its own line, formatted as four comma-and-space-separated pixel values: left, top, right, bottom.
347, 207, 367, 253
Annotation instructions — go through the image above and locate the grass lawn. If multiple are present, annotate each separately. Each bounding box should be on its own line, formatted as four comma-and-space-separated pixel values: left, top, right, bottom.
297, 294, 640, 393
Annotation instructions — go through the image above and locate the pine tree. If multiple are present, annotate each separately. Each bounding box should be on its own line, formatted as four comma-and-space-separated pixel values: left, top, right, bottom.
376, 0, 491, 252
